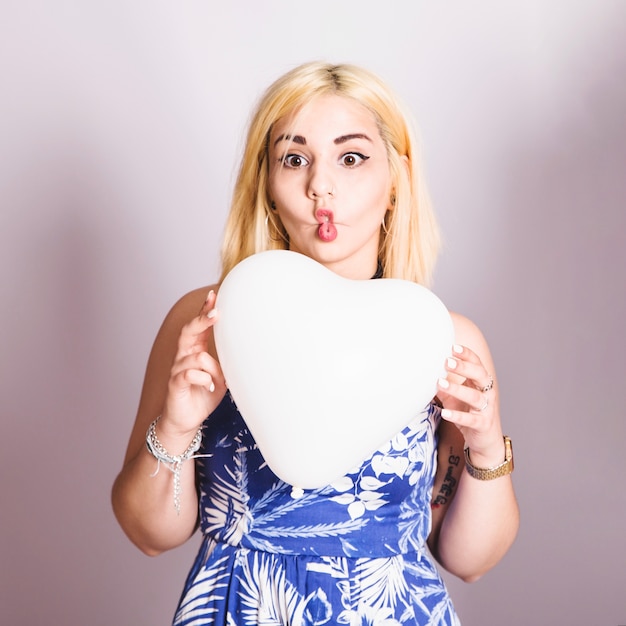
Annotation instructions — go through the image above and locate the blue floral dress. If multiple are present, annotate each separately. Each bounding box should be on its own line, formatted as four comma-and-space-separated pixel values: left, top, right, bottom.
173, 393, 460, 625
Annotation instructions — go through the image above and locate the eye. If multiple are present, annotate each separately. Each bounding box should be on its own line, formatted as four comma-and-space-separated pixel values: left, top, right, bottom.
341, 152, 369, 167
281, 154, 309, 168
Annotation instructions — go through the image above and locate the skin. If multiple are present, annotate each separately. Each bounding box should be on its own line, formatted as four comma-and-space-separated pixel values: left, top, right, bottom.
268, 95, 393, 280
112, 94, 519, 581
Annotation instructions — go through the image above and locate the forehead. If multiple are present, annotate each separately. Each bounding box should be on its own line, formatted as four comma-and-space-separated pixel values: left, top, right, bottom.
270, 94, 382, 143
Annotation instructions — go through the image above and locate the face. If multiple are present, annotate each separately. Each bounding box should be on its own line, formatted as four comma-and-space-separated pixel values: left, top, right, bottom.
268, 94, 393, 279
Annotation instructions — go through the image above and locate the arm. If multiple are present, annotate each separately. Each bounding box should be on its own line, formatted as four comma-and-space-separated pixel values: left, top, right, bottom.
111, 287, 227, 556
427, 312, 519, 582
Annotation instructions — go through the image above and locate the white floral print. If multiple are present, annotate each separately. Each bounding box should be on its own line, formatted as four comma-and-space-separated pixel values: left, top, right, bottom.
173, 394, 460, 626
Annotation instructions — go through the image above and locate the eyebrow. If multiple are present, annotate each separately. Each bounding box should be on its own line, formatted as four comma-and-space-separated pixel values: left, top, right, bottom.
334, 133, 373, 145
273, 134, 306, 147
273, 132, 373, 147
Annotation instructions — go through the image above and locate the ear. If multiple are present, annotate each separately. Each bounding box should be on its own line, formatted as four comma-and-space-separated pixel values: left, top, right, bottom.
389, 155, 410, 210
400, 154, 410, 177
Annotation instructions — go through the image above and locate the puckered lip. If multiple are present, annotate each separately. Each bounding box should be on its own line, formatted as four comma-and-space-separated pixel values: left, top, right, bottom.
314, 207, 334, 224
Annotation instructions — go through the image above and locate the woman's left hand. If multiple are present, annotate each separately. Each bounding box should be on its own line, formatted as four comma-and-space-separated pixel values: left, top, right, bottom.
437, 344, 504, 465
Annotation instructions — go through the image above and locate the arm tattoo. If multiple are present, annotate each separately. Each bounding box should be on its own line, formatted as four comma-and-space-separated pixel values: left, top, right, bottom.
431, 447, 461, 509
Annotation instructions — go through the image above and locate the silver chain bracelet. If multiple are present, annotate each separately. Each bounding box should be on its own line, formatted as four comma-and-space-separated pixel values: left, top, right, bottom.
145, 417, 204, 515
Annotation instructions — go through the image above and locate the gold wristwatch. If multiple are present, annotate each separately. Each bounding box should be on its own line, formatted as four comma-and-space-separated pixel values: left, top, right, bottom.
464, 436, 514, 480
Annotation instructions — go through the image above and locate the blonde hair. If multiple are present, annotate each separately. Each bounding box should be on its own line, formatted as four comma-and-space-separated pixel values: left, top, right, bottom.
219, 61, 440, 285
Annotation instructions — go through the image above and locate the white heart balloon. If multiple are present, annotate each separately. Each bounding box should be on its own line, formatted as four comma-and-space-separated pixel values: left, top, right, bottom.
214, 250, 454, 489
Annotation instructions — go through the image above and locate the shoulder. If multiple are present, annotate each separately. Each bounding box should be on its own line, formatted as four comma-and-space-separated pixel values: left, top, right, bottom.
449, 311, 490, 356
162, 285, 219, 330
447, 310, 496, 380
151, 284, 220, 359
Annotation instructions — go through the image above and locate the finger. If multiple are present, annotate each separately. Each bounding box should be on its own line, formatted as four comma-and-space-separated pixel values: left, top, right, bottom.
203, 289, 220, 320
445, 356, 493, 392
438, 377, 486, 411
440, 406, 488, 431
179, 311, 212, 340
447, 344, 495, 392
201, 289, 217, 314
169, 360, 220, 396
469, 394, 489, 414
450, 343, 482, 364
474, 374, 494, 393
176, 305, 219, 356
200, 290, 220, 324
171, 350, 205, 377
182, 369, 217, 392
171, 351, 221, 382
169, 364, 215, 388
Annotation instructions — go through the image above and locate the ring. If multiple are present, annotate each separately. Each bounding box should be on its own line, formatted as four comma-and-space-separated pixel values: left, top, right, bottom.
473, 397, 489, 412
476, 375, 494, 393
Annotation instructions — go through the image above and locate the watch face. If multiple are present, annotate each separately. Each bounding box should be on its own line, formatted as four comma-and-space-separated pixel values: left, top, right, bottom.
504, 437, 513, 463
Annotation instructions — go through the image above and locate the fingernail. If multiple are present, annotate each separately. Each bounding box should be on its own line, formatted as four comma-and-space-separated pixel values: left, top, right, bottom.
441, 408, 452, 419
438, 377, 450, 389
205, 289, 214, 303
452, 344, 463, 354
207, 308, 217, 319
209, 381, 215, 393
446, 357, 457, 370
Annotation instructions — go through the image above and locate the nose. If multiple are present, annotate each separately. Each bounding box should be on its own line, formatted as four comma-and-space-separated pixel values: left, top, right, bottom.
307, 163, 335, 199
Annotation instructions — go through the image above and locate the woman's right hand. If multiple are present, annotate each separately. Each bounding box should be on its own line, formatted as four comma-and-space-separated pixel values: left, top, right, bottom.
158, 290, 227, 444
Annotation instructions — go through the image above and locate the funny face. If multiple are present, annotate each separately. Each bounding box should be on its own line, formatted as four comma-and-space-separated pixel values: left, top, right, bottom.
268, 94, 393, 279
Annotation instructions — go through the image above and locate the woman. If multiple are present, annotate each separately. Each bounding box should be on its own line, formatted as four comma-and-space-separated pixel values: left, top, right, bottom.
112, 61, 519, 625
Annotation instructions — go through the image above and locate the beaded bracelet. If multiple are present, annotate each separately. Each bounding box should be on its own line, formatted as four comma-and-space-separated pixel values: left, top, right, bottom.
145, 417, 204, 515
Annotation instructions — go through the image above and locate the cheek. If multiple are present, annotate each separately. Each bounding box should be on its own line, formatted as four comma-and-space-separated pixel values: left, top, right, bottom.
351, 170, 392, 211
267, 169, 279, 199
268, 170, 298, 203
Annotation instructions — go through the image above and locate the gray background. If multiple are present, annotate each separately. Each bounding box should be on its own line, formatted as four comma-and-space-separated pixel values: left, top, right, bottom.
1, 1, 624, 624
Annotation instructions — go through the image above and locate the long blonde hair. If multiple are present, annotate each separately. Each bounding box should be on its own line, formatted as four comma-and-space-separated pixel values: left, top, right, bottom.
219, 61, 440, 285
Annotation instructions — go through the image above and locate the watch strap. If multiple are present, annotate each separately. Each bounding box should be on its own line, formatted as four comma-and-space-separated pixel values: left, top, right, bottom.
464, 436, 514, 480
